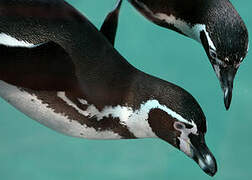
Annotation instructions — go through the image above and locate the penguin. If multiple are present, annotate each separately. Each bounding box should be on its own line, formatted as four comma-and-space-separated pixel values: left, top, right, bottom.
127, 0, 249, 110
0, 0, 217, 176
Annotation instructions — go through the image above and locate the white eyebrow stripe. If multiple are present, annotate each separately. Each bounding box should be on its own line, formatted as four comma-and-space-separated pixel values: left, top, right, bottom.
143, 100, 195, 126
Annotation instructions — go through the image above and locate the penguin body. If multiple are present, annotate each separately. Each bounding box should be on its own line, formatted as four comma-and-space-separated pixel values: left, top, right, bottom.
0, 0, 216, 176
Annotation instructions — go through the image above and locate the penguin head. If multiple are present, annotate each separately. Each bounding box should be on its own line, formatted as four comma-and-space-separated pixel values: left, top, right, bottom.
196, 0, 249, 110
129, 0, 249, 109
147, 87, 217, 176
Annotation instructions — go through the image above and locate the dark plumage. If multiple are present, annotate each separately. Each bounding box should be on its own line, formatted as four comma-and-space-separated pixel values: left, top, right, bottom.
0, 0, 216, 176
128, 0, 249, 109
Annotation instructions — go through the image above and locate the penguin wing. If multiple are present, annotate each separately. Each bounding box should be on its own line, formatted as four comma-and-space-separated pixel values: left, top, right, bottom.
100, 0, 122, 46
0, 42, 78, 91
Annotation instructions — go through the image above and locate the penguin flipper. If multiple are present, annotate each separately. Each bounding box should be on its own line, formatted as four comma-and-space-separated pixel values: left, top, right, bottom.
0, 42, 77, 91
100, 0, 122, 46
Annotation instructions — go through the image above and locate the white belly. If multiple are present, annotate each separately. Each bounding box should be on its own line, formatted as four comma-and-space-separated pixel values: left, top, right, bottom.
0, 80, 122, 139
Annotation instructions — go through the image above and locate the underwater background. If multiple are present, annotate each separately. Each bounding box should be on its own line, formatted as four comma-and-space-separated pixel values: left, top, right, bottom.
0, 0, 251, 179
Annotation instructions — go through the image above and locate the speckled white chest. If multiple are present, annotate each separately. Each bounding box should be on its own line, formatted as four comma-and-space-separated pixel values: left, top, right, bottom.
0, 80, 122, 139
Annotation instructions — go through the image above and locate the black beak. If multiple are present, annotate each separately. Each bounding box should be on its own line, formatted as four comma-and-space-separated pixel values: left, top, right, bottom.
219, 66, 237, 110
190, 134, 217, 176
191, 143, 217, 176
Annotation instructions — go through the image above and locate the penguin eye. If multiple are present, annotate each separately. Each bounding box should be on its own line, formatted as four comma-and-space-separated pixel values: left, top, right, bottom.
209, 49, 217, 59
174, 122, 185, 130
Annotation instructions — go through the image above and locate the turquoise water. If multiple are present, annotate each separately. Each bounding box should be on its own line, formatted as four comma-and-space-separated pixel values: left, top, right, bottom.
0, 0, 251, 179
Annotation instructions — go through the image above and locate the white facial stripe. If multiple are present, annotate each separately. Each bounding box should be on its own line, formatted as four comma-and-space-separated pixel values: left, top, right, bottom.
0, 33, 37, 48
155, 13, 200, 41
77, 98, 196, 138
175, 122, 198, 157
0, 81, 121, 139
144, 100, 196, 126
134, 1, 216, 50
202, 27, 216, 51
155, 14, 216, 50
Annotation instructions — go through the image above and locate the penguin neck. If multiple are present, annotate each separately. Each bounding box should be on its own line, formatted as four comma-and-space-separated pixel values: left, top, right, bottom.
79, 62, 189, 120
129, 0, 217, 44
